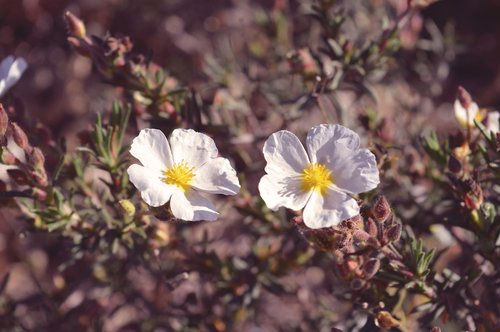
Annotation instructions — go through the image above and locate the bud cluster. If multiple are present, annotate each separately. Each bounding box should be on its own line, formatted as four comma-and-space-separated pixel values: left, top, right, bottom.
293, 196, 402, 292
64, 12, 181, 120
0, 104, 49, 199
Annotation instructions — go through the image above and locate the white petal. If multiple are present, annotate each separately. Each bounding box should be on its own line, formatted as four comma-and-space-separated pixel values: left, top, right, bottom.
330, 147, 380, 194
0, 164, 18, 183
192, 157, 240, 195
0, 57, 27, 97
302, 189, 359, 229
0, 81, 6, 97
262, 130, 309, 177
127, 164, 176, 207
454, 99, 479, 128
0, 56, 14, 77
258, 174, 310, 211
170, 190, 219, 221
306, 124, 360, 164
130, 128, 173, 173
4, 58, 27, 91
169, 129, 218, 168
485, 111, 500, 133
7, 137, 26, 163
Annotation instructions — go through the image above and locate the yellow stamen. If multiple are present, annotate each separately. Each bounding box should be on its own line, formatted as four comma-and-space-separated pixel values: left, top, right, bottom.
300, 162, 334, 196
162, 160, 195, 192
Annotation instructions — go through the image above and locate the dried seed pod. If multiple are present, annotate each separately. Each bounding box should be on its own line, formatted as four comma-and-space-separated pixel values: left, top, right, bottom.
373, 196, 391, 223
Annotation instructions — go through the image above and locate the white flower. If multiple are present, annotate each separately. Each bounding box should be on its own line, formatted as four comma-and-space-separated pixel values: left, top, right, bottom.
258, 124, 380, 229
0, 56, 28, 98
127, 128, 240, 221
454, 98, 483, 129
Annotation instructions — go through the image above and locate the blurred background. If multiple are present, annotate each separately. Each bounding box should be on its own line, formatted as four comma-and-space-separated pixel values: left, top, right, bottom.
2, 0, 500, 127
1, 0, 500, 331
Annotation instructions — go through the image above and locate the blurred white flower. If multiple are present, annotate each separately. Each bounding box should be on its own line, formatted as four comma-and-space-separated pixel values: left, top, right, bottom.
454, 99, 482, 129
258, 124, 379, 229
454, 86, 484, 129
0, 56, 28, 98
127, 128, 240, 221
484, 111, 499, 133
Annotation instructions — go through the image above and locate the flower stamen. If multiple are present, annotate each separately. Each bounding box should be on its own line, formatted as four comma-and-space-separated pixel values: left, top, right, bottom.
300, 162, 333, 195
163, 160, 195, 192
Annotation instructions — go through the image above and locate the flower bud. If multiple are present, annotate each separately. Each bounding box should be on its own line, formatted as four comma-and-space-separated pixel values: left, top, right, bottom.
430, 327, 442, 332
32, 188, 47, 201
374, 311, 400, 329
32, 170, 48, 187
372, 196, 391, 223
363, 258, 381, 279
64, 11, 86, 39
10, 123, 29, 150
0, 104, 8, 138
387, 223, 402, 242
1, 147, 17, 165
27, 147, 45, 169
457, 86, 472, 109
118, 199, 136, 217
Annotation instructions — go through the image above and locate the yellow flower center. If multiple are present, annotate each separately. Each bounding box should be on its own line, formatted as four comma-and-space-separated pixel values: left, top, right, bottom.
162, 160, 195, 192
300, 162, 334, 196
